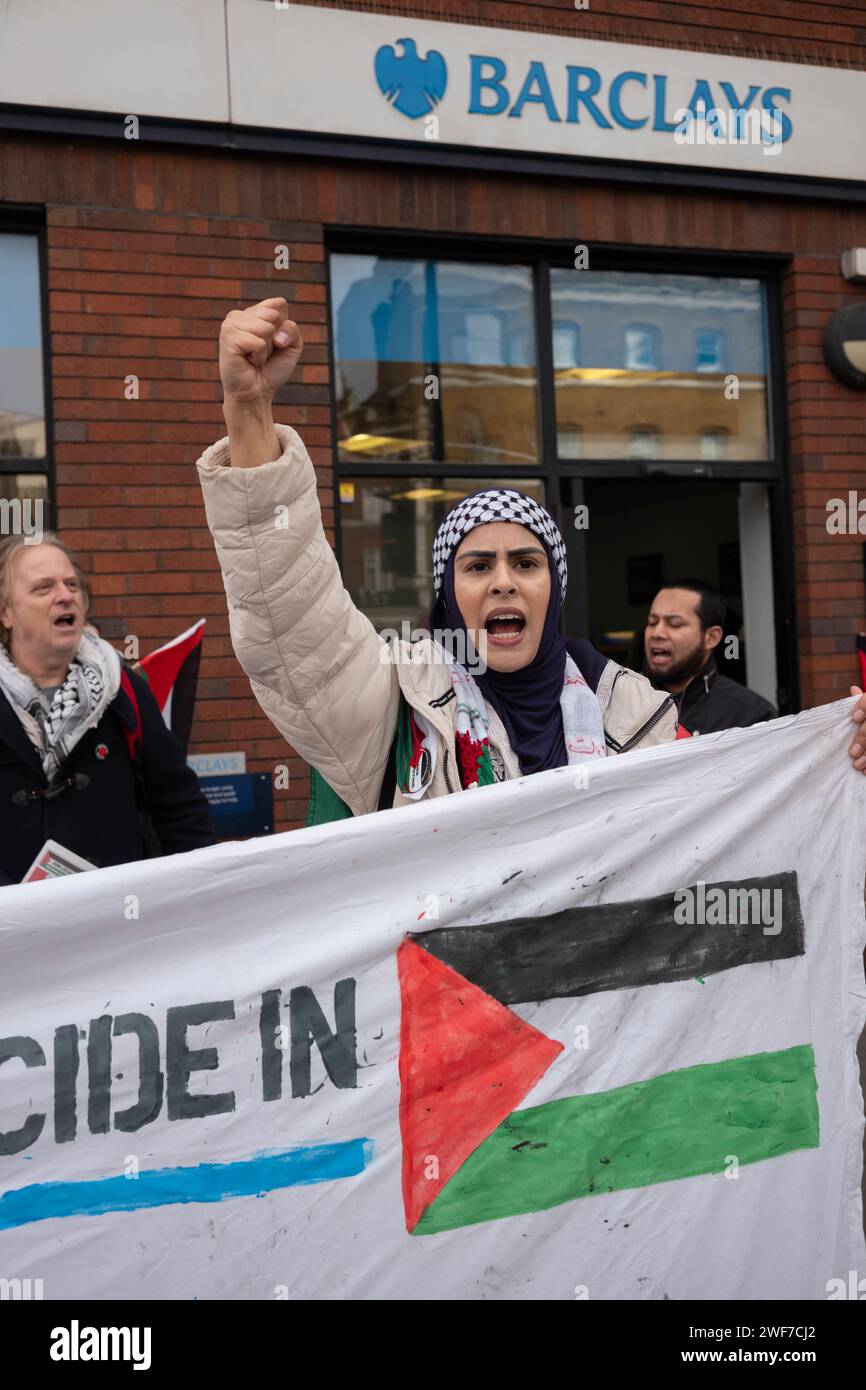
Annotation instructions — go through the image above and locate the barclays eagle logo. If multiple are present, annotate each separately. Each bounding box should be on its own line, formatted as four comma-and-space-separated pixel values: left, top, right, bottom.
374, 38, 447, 120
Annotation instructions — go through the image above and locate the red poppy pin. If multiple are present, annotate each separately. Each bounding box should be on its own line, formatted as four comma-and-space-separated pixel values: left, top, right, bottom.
95, 743, 109, 760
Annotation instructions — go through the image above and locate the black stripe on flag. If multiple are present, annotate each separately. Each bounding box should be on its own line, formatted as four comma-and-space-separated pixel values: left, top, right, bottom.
411, 872, 804, 1005
169, 638, 203, 753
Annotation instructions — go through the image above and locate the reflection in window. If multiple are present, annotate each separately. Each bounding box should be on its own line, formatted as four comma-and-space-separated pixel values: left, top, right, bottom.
624, 325, 661, 372
629, 428, 660, 459
0, 473, 49, 540
700, 427, 728, 460
696, 330, 725, 373
330, 256, 538, 466
553, 322, 581, 369
0, 234, 46, 460
338, 475, 545, 630
450, 312, 502, 365
0, 472, 48, 503
558, 427, 583, 460
456, 406, 483, 450
551, 271, 769, 461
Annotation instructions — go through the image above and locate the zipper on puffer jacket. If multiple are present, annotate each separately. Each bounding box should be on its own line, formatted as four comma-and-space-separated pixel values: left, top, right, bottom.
443, 747, 454, 792
606, 695, 676, 755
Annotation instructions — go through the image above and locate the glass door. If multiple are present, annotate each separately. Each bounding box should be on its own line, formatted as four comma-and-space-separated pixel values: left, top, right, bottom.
562, 477, 779, 706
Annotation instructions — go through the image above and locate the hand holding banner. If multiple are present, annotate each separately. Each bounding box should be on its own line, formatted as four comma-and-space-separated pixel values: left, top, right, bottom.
0, 700, 864, 1300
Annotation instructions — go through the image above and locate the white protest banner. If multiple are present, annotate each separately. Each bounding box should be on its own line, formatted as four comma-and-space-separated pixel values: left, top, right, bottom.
1, 700, 864, 1301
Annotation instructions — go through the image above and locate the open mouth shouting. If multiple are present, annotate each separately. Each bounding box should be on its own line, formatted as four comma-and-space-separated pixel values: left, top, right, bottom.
649, 645, 672, 667
53, 612, 79, 633
484, 607, 528, 647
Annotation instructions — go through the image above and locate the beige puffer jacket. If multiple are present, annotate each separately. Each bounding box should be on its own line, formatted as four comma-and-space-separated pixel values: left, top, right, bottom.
197, 424, 678, 816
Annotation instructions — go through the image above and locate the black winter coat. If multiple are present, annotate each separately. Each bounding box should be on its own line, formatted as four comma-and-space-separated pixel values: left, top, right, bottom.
0, 668, 216, 886
675, 656, 776, 735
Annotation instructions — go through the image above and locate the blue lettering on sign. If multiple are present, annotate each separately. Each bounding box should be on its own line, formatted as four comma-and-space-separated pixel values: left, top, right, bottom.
566, 66, 613, 128
652, 74, 678, 132
508, 60, 561, 121
687, 78, 718, 120
719, 81, 762, 141
469, 54, 509, 115
761, 87, 793, 143
374, 38, 795, 145
609, 71, 648, 129
719, 81, 761, 113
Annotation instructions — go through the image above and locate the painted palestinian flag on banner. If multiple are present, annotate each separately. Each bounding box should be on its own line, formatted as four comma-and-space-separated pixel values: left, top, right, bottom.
400, 872, 814, 1235
137, 619, 205, 753
858, 633, 866, 689
1, 699, 864, 1301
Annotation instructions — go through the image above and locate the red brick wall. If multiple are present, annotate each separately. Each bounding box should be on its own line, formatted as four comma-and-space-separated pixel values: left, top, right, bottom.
785, 250, 866, 705
43, 190, 330, 832
2, 104, 865, 823
291, 0, 866, 68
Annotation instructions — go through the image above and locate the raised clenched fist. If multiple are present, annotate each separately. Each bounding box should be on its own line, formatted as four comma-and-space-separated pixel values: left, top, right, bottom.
219, 298, 303, 408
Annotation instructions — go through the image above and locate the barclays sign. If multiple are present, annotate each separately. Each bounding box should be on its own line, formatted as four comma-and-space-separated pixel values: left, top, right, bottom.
19, 2, 846, 186
2, 3, 862, 181
373, 37, 792, 152
251, 8, 865, 182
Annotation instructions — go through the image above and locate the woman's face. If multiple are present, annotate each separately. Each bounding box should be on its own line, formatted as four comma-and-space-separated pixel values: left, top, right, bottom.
453, 521, 552, 673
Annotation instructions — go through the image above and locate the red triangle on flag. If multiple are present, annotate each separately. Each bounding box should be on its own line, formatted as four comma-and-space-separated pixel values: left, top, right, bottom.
139, 619, 205, 714
397, 939, 563, 1233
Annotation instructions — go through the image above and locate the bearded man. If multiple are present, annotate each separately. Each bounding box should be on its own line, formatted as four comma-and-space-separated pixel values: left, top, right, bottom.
644, 579, 775, 735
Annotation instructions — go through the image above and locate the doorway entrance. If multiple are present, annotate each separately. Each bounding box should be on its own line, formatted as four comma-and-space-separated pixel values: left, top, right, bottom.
561, 477, 780, 707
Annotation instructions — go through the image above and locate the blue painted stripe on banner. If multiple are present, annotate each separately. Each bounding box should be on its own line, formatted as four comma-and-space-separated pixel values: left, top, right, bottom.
0, 1139, 373, 1231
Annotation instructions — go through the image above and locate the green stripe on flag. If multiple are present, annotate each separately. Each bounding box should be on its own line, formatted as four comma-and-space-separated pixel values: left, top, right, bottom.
415, 1045, 818, 1235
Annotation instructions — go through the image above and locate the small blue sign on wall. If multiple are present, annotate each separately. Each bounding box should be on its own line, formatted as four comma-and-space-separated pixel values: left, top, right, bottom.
200, 773, 273, 838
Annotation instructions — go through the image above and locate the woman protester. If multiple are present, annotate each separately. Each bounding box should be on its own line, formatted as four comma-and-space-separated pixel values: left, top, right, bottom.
196, 298, 866, 820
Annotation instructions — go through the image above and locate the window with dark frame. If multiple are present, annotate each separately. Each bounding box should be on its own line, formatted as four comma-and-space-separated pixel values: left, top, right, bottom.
326, 242, 789, 707
0, 228, 50, 520
551, 270, 769, 464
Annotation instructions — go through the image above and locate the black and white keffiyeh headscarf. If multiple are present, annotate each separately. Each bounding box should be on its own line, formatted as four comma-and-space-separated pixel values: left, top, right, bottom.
432, 489, 568, 600
427, 487, 606, 777
0, 630, 121, 782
